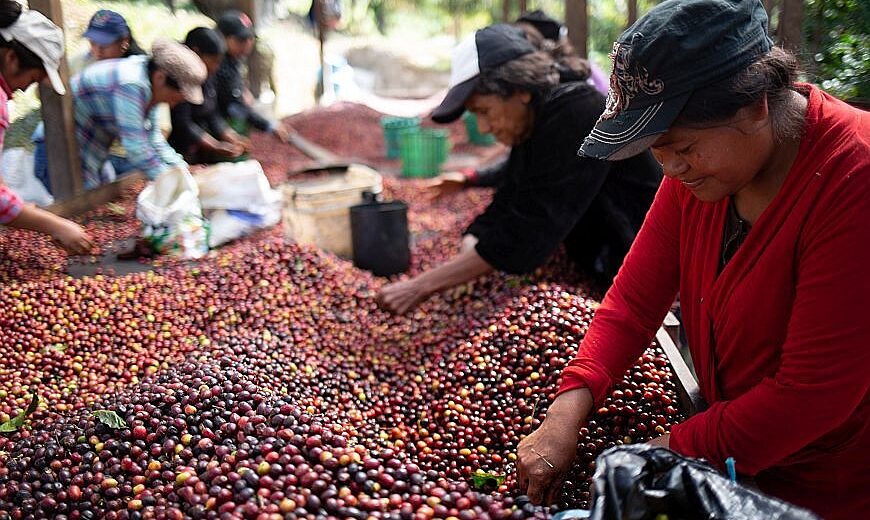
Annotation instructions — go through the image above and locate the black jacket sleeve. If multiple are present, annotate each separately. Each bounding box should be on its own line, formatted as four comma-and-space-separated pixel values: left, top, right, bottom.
467, 85, 613, 274
168, 102, 205, 154
469, 155, 509, 188
215, 57, 275, 133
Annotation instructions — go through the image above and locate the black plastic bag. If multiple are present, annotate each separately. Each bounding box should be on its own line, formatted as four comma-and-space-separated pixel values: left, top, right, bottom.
589, 444, 820, 520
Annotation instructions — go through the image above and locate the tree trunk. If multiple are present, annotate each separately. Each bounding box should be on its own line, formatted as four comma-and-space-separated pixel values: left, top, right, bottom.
628, 0, 638, 27
502, 0, 511, 23
518, 0, 527, 15
778, 0, 803, 52
565, 0, 588, 58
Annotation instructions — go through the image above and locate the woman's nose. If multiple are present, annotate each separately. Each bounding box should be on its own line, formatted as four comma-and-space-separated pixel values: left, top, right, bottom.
653, 149, 689, 178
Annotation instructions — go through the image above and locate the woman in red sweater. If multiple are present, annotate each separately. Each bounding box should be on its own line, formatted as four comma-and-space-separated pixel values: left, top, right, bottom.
516, 1, 870, 518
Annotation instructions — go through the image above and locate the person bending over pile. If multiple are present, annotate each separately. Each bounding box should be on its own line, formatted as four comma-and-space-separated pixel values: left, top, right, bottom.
515, 2, 870, 519
377, 24, 662, 314
0, 1, 92, 254
214, 11, 292, 143
72, 39, 207, 188
169, 27, 251, 164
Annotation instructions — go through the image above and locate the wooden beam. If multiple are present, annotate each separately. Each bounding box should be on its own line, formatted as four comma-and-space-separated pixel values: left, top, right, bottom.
656, 326, 706, 416
30, 0, 84, 202
778, 0, 803, 52
47, 173, 145, 219
628, 0, 638, 27
565, 0, 588, 58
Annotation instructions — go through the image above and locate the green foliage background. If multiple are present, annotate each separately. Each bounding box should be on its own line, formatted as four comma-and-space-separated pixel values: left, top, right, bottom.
803, 0, 870, 99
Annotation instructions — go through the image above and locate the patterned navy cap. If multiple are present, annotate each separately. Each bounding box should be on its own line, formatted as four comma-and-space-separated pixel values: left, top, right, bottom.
579, 0, 773, 160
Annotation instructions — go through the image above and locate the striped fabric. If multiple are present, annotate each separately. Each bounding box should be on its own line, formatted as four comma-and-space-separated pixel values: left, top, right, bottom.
0, 73, 23, 224
72, 56, 185, 188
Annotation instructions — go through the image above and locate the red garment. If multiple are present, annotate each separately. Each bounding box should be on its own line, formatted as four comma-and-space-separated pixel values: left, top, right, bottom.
0, 73, 23, 225
559, 85, 870, 519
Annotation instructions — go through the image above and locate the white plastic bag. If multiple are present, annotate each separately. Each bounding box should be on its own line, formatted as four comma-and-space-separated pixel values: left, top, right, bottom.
206, 208, 281, 248
194, 160, 281, 213
136, 165, 208, 259
1, 147, 54, 206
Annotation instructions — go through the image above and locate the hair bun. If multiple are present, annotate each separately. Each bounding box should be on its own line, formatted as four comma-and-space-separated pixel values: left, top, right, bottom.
0, 0, 23, 30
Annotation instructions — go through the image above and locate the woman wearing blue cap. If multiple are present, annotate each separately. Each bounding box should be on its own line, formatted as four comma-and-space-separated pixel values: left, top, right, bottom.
32, 10, 146, 191
80, 9, 144, 66
516, 1, 869, 518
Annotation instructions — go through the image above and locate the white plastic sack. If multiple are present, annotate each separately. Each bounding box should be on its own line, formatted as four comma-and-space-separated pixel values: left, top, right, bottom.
1, 147, 54, 206
207, 208, 281, 248
136, 165, 201, 226
193, 160, 281, 214
136, 165, 208, 259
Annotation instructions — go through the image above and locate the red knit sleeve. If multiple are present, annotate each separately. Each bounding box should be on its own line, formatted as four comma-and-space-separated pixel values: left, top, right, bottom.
670, 156, 870, 476
558, 177, 681, 404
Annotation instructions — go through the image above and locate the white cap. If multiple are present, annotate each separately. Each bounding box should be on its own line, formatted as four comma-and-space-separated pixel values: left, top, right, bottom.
0, 10, 66, 95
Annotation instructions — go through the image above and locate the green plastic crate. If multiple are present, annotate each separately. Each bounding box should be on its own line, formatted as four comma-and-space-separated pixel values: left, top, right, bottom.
463, 112, 496, 146
380, 116, 421, 159
398, 128, 450, 178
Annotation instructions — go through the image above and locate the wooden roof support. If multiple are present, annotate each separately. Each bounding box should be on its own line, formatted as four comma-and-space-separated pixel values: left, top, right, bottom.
30, 0, 84, 202
565, 0, 588, 58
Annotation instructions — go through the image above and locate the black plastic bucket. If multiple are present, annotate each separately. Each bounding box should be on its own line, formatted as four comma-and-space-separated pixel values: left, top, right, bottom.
350, 200, 410, 276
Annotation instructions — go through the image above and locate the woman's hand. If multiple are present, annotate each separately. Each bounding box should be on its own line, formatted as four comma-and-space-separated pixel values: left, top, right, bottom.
646, 433, 670, 448
273, 125, 294, 144
376, 278, 431, 314
517, 389, 592, 505
215, 141, 245, 158
425, 172, 467, 201
224, 130, 252, 152
52, 219, 95, 255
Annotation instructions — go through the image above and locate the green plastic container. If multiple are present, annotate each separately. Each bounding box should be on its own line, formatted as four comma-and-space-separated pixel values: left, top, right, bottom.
463, 112, 496, 146
398, 128, 450, 178
381, 116, 421, 159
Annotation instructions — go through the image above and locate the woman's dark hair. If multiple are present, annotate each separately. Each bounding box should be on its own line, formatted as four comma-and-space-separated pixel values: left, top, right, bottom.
124, 35, 146, 58
0, 0, 45, 70
474, 51, 560, 103
147, 58, 181, 90
673, 47, 805, 143
184, 27, 226, 57
516, 22, 590, 82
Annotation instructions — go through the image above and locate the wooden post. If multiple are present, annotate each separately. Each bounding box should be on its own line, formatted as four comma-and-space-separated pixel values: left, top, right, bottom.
240, 0, 268, 99
628, 0, 638, 27
778, 0, 803, 52
565, 0, 588, 58
30, 0, 83, 201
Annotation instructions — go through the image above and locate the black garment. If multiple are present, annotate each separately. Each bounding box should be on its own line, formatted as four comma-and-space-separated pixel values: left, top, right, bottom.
465, 82, 662, 284
168, 75, 229, 158
719, 198, 751, 272
215, 54, 274, 132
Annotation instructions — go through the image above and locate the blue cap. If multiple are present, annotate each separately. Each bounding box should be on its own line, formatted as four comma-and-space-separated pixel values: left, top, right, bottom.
83, 10, 130, 46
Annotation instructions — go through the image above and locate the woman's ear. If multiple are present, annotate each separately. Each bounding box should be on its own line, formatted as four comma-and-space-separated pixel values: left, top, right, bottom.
519, 91, 532, 104
1, 48, 19, 74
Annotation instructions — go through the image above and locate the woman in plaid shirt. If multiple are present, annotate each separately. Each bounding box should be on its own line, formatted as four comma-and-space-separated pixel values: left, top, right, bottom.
0, 1, 92, 254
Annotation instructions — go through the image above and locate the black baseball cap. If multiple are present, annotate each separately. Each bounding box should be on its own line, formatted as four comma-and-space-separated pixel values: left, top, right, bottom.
516, 10, 562, 42
217, 10, 255, 40
431, 24, 535, 124
579, 0, 773, 161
